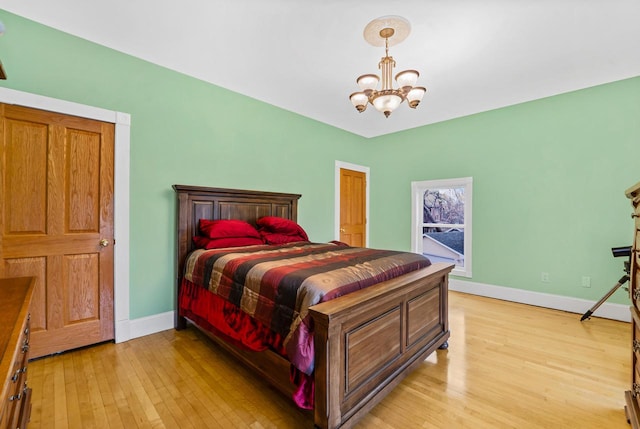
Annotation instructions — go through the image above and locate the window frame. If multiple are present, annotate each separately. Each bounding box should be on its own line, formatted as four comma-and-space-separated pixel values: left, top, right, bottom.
411, 177, 473, 278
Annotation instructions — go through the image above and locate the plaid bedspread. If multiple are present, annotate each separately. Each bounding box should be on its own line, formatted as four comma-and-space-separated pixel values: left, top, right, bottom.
183, 242, 431, 373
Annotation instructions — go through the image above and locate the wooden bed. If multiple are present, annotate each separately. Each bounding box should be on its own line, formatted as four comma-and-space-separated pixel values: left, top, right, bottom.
173, 184, 454, 429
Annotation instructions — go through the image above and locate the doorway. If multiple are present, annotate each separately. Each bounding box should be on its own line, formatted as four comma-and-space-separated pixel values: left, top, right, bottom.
0, 104, 115, 358
335, 161, 369, 247
0, 87, 131, 351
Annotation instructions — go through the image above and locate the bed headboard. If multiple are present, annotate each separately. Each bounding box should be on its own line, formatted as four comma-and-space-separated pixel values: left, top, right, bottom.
173, 184, 302, 279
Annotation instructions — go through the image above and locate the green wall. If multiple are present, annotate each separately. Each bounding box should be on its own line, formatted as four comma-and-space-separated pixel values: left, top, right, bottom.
1, 10, 638, 318
366, 77, 640, 303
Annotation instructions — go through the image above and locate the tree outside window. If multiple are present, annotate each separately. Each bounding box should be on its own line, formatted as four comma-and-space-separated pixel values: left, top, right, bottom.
411, 177, 472, 277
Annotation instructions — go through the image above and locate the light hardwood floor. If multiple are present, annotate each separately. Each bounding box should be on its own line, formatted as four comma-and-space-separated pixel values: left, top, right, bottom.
28, 292, 631, 428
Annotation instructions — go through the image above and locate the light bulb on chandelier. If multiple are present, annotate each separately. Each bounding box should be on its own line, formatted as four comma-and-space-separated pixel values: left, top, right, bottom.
349, 16, 426, 118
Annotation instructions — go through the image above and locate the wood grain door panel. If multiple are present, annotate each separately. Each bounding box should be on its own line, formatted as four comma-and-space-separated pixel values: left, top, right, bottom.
3, 118, 48, 234
340, 168, 366, 247
0, 104, 114, 358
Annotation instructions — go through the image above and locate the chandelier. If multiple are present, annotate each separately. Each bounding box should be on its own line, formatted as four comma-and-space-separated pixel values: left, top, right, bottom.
349, 16, 426, 118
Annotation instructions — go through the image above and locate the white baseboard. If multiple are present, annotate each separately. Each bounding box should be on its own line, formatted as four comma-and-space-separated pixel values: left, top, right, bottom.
449, 278, 631, 323
124, 310, 176, 341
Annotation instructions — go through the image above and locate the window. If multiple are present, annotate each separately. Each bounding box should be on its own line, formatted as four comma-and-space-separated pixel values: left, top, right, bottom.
411, 177, 472, 277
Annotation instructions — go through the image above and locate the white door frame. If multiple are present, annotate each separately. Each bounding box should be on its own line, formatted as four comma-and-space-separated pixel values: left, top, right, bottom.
0, 87, 131, 343
334, 160, 370, 247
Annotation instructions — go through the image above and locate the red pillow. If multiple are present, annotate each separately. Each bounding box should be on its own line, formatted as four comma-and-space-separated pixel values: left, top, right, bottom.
260, 232, 308, 245
256, 216, 309, 240
199, 219, 261, 239
193, 235, 264, 249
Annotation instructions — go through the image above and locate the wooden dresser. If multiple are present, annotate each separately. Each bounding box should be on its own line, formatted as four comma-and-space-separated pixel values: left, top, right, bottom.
0, 277, 35, 429
626, 181, 640, 428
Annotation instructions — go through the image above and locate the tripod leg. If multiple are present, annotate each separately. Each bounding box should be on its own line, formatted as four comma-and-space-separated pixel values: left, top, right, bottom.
580, 309, 594, 322
580, 275, 630, 321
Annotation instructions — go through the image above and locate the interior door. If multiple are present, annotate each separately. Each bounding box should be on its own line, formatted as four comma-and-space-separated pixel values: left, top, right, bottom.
339, 168, 366, 247
0, 103, 115, 358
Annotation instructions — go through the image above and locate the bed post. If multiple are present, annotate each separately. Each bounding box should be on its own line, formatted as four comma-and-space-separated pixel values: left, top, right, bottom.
175, 188, 190, 330
312, 313, 342, 429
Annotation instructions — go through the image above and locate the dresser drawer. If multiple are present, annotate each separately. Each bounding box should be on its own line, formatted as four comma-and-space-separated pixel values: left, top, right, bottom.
0, 277, 34, 429
635, 319, 640, 378
634, 321, 640, 388
633, 315, 640, 425
635, 248, 640, 310
1, 314, 31, 429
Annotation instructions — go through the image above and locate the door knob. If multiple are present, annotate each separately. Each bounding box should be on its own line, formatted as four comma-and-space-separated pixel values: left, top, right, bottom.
99, 239, 110, 247
340, 228, 346, 233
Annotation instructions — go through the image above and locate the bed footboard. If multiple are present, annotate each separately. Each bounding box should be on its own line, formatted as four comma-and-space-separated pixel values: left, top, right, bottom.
309, 262, 453, 429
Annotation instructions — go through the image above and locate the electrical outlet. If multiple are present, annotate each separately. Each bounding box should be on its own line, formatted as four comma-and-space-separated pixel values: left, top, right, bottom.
541, 272, 550, 283
581, 276, 591, 288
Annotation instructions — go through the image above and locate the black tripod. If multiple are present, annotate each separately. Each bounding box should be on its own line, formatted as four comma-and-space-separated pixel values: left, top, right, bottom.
580, 246, 632, 322
580, 274, 630, 321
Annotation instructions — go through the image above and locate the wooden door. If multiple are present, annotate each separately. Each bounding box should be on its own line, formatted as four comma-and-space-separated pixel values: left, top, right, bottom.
0, 104, 115, 358
339, 168, 366, 246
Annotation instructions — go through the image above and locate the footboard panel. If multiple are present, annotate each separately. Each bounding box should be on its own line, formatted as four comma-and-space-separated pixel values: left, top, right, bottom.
345, 304, 402, 395
310, 262, 453, 429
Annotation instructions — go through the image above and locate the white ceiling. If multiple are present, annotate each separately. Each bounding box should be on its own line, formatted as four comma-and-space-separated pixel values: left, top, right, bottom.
1, 1, 639, 138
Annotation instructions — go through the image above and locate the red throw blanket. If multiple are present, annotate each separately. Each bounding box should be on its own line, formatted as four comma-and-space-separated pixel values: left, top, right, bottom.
183, 242, 431, 375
